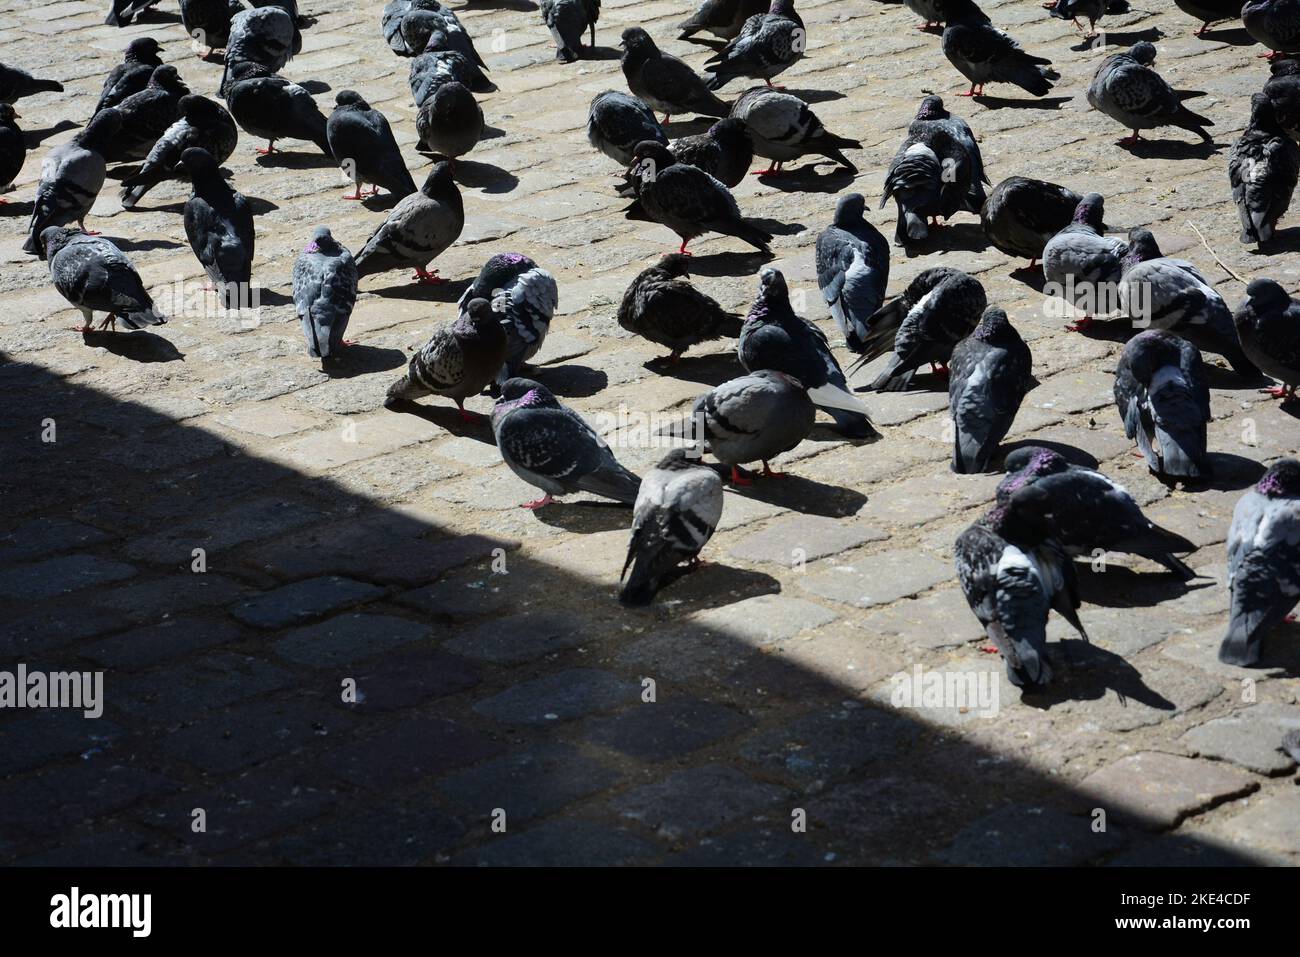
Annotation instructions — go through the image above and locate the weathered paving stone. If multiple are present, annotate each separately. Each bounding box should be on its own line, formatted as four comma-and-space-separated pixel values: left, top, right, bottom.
1105, 833, 1262, 867
610, 765, 790, 841
80, 616, 244, 670
728, 515, 888, 566
159, 699, 358, 775
583, 698, 754, 762
230, 576, 386, 629
665, 827, 830, 866
0, 517, 112, 565
804, 776, 962, 863
252, 801, 468, 866
323, 717, 504, 789
442, 612, 588, 664
688, 594, 839, 645
0, 553, 137, 601
124, 498, 326, 564
1079, 752, 1259, 830
1213, 790, 1300, 856
0, 764, 180, 839
455, 818, 660, 866
271, 613, 433, 668
855, 588, 973, 649
0, 604, 135, 657
740, 703, 918, 785
437, 743, 620, 823
339, 650, 481, 712
115, 653, 294, 717
1179, 704, 1300, 775
395, 578, 511, 620
934, 805, 1130, 866
0, 711, 123, 776
473, 669, 639, 726
798, 551, 952, 608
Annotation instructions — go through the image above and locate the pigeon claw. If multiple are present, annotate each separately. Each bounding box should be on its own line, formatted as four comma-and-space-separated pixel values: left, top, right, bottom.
1263, 385, 1297, 401
520, 494, 554, 509
728, 466, 753, 486
753, 162, 784, 177
1117, 132, 1141, 145
1066, 315, 1095, 332
413, 268, 447, 285
760, 461, 787, 479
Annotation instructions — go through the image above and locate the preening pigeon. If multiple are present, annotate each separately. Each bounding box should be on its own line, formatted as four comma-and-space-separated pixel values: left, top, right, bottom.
1086, 41, 1213, 144
666, 118, 754, 188
587, 91, 667, 166
620, 449, 725, 605
1113, 329, 1212, 479
704, 0, 806, 91
95, 37, 163, 113
0, 61, 64, 104
738, 266, 879, 438
620, 27, 730, 123
293, 226, 358, 361
355, 161, 464, 284
384, 0, 484, 64
948, 306, 1035, 473
180, 0, 245, 58
224, 60, 332, 157
541, 0, 601, 63
1229, 93, 1299, 247
1220, 458, 1300, 666
1243, 0, 1300, 58
1174, 0, 1242, 35
1041, 192, 1126, 330
907, 94, 987, 209
1264, 56, 1300, 140
881, 141, 945, 245
997, 446, 1197, 578
680, 0, 769, 41
730, 86, 861, 174
618, 253, 743, 361
458, 252, 559, 387
43, 226, 167, 332
492, 378, 642, 508
327, 90, 418, 201
24, 109, 121, 258
103, 64, 190, 163
941, 0, 1058, 97
0, 105, 25, 198
410, 48, 483, 106
179, 147, 255, 311
221, 4, 302, 95
815, 193, 891, 354
416, 80, 483, 160
385, 298, 508, 416
980, 176, 1081, 272
121, 95, 239, 210
403, 17, 490, 91
1233, 278, 1300, 399
881, 96, 982, 241
105, 0, 162, 27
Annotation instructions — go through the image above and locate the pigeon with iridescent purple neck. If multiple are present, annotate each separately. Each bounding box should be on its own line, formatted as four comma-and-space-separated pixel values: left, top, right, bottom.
703, 0, 806, 91
1234, 278, 1300, 401
293, 226, 357, 361
386, 298, 508, 418
948, 306, 1035, 473
1229, 93, 1299, 248
458, 253, 559, 388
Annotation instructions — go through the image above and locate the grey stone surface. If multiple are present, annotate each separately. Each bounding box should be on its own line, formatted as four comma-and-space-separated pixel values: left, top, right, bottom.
610, 764, 790, 841
473, 670, 639, 726
230, 576, 386, 629
1179, 704, 1300, 775
1079, 753, 1259, 831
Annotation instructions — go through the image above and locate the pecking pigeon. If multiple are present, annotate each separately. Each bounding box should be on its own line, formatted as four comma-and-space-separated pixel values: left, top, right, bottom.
815, 192, 891, 354
24, 109, 121, 259
1229, 93, 1299, 247
0, 61, 64, 104
103, 64, 190, 163
355, 161, 464, 284
680, 0, 769, 41
1113, 329, 1212, 479
908, 94, 988, 207
730, 86, 860, 175
221, 4, 302, 94
386, 297, 508, 416
665, 118, 754, 188
541, 0, 601, 62
1043, 0, 1127, 40
120, 94, 239, 210
293, 226, 358, 362
980, 176, 1081, 272
942, 0, 1058, 97
224, 60, 332, 157
1041, 192, 1126, 330
1233, 278, 1300, 400
408, 34, 490, 98
620, 27, 730, 123
458, 252, 559, 388
948, 306, 1035, 473
327, 90, 418, 201
416, 80, 483, 160
704, 0, 807, 91
587, 90, 667, 166
1086, 41, 1214, 144
95, 37, 163, 113
618, 253, 743, 362
881, 141, 945, 245
905, 0, 990, 32
179, 147, 255, 311
44, 226, 167, 332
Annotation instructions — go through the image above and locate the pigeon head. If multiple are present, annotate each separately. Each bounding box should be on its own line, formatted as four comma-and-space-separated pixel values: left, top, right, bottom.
1270, 56, 1300, 78
972, 306, 1016, 343
149, 65, 186, 93
915, 95, 947, 121
769, 0, 798, 15
619, 27, 656, 56
420, 161, 457, 199
178, 94, 220, 122
335, 89, 370, 110
40, 226, 82, 260
708, 118, 751, 149
494, 378, 560, 418
833, 192, 867, 226
304, 226, 338, 254
458, 297, 501, 335
758, 266, 789, 304
1248, 92, 1282, 132
655, 448, 701, 471
657, 253, 692, 278
629, 140, 675, 181
0, 104, 17, 125
178, 147, 220, 178
77, 107, 124, 152
1244, 277, 1290, 309
475, 253, 534, 294
126, 37, 163, 64
1129, 41, 1157, 65
1122, 227, 1162, 269
1002, 446, 1068, 478
226, 60, 273, 84
1257, 458, 1300, 497
1071, 193, 1107, 231
945, 0, 988, 22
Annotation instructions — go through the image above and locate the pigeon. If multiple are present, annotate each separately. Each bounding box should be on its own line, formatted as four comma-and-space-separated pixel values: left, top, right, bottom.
851, 266, 988, 391
181, 0, 245, 58
23, 109, 121, 259
679, 0, 769, 41
492, 378, 642, 508
223, 60, 332, 157
327, 90, 418, 201
997, 446, 1198, 578
355, 162, 464, 284
385, 297, 509, 416
1042, 0, 1125, 40
1117, 227, 1260, 378
620, 449, 725, 605
730, 86, 860, 174
1233, 278, 1300, 400
416, 80, 483, 159
620, 27, 730, 123
980, 176, 1081, 272
905, 0, 989, 32
402, 17, 490, 91
815, 193, 891, 354
410, 49, 483, 107
103, 64, 190, 163
220, 4, 302, 94
0, 62, 64, 104
586, 91, 667, 166
1174, 0, 1242, 35
1086, 41, 1214, 144
954, 505, 1086, 689
541, 0, 601, 63
941, 0, 1058, 97
94, 37, 163, 113
458, 252, 559, 387
1229, 93, 1299, 247
1113, 329, 1212, 479
704, 0, 807, 91
179, 147, 255, 311
907, 94, 987, 210
618, 253, 743, 362
292, 226, 358, 362
948, 306, 1035, 473
626, 140, 773, 254
0, 105, 25, 199
1041, 192, 1126, 331
738, 266, 879, 438
1243, 0, 1300, 58
384, 0, 484, 65
120, 95, 239, 209
880, 141, 945, 245
667, 118, 754, 188
43, 226, 167, 332
1220, 458, 1300, 665
1264, 57, 1300, 141
105, 0, 163, 27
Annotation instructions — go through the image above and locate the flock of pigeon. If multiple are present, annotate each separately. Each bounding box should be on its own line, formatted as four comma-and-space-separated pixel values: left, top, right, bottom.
2, 0, 1298, 692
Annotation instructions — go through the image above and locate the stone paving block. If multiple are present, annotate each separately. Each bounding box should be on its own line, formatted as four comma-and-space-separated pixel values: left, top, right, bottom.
0, 517, 112, 565
740, 703, 919, 785
610, 764, 790, 842
271, 613, 433, 668
0, 764, 180, 839
124, 498, 327, 563
583, 697, 754, 762
80, 616, 244, 671
473, 669, 639, 725
442, 611, 590, 664
1213, 790, 1300, 856
0, 711, 122, 777
798, 551, 952, 608
1179, 704, 1300, 775
323, 717, 504, 790
803, 775, 962, 862
688, 593, 839, 645
728, 515, 888, 566
251, 800, 468, 866
935, 805, 1130, 866
159, 698, 359, 775
856, 588, 973, 649
395, 578, 511, 620
437, 743, 620, 823
455, 818, 660, 866
230, 576, 386, 629
0, 553, 137, 601
1079, 752, 1259, 830
339, 650, 481, 712
664, 827, 830, 866
210, 405, 322, 438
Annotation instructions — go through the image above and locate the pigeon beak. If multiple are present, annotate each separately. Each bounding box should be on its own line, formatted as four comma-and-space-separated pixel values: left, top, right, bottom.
11, 111, 20, 119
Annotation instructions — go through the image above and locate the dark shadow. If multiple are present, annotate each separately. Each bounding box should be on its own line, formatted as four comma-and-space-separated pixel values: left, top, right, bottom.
1074, 563, 1206, 608
106, 164, 140, 182
113, 238, 184, 253
1197, 452, 1267, 491
77, 330, 185, 363
244, 196, 282, 216
1121, 138, 1222, 160
1009, 266, 1048, 291
781, 89, 846, 104
680, 249, 773, 277
681, 36, 728, 52
1023, 640, 1177, 712
530, 499, 634, 532
256, 289, 294, 307
1251, 225, 1300, 253
480, 125, 507, 141
1072, 28, 1163, 51
385, 399, 496, 441
1200, 364, 1269, 390
750, 217, 801, 237
451, 160, 518, 194
903, 220, 988, 256
459, 0, 538, 9
322, 346, 409, 379
254, 150, 336, 170
22, 119, 78, 148
1067, 316, 1130, 343
999, 438, 1099, 469
724, 471, 868, 518
757, 164, 856, 194
661, 117, 713, 136
646, 351, 739, 387
0, 199, 33, 216
532, 363, 608, 398
972, 95, 1072, 111
366, 277, 472, 302
1197, 26, 1254, 45
580, 45, 624, 62
358, 191, 404, 212
297, 80, 332, 95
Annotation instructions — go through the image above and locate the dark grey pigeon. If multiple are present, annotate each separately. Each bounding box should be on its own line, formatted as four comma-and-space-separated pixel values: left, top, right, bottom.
0, 61, 64, 104
457, 252, 559, 387
104, 64, 190, 163
95, 37, 163, 113
1041, 192, 1126, 331
327, 90, 417, 201
293, 226, 358, 361
105, 0, 163, 27
386, 298, 508, 416
1264, 57, 1300, 141
405, 19, 490, 91
739, 266, 877, 438
1086, 41, 1213, 144
680, 0, 768, 41
355, 162, 464, 283
904, 0, 990, 31
180, 147, 255, 311
1243, 0, 1300, 57
410, 49, 481, 107
627, 140, 772, 254
1230, 93, 1299, 247
44, 226, 167, 332
181, 0, 245, 58
980, 176, 1081, 272
907, 94, 987, 210
1234, 278, 1300, 401
1113, 329, 1212, 479
881, 141, 945, 245
0, 105, 26, 197
618, 253, 743, 362
1220, 458, 1300, 666
668, 118, 753, 188
704, 0, 806, 90
541, 0, 601, 62
492, 378, 642, 508
24, 109, 121, 258
620, 27, 730, 123
120, 94, 239, 209
1043, 0, 1127, 40
220, 4, 301, 94
587, 90, 666, 166
384, 0, 484, 66
224, 60, 332, 157
815, 193, 890, 354
416, 80, 483, 159
942, 0, 1056, 97
948, 306, 1035, 473
620, 449, 725, 605
1174, 0, 1240, 35
997, 446, 1197, 578
730, 86, 860, 175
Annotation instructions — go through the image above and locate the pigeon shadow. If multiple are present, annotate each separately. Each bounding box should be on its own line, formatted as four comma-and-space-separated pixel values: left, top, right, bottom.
1021, 640, 1176, 712
254, 150, 336, 170
22, 119, 78, 148
1009, 266, 1048, 291
1073, 28, 1163, 51
972, 95, 1071, 111
113, 238, 184, 253
244, 196, 282, 215
905, 221, 989, 256
683, 249, 773, 277
1000, 438, 1099, 469
358, 191, 404, 212
78, 329, 184, 363
533, 363, 609, 398
106, 164, 141, 182
297, 80, 332, 95
681, 36, 729, 53
460, 0, 538, 9
480, 125, 508, 141
1196, 452, 1266, 491
1201, 364, 1269, 390
662, 117, 713, 136
452, 160, 519, 194
385, 399, 497, 441
654, 563, 783, 609
1198, 26, 1254, 45
781, 89, 846, 104
581, 46, 625, 63
323, 345, 408, 378
256, 289, 294, 307
1250, 225, 1300, 253
1074, 563, 1206, 608
1121, 138, 1222, 160
1068, 316, 1131, 344
0, 199, 33, 217
367, 277, 473, 302
530, 499, 634, 532
647, 350, 740, 387
758, 164, 857, 194
726, 471, 868, 517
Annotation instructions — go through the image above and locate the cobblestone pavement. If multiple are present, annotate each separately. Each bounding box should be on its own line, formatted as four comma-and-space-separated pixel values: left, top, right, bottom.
1, 0, 1298, 866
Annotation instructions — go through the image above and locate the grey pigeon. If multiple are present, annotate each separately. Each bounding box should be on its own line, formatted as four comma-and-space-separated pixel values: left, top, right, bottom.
105, 0, 163, 27
704, 0, 806, 91
1220, 458, 1300, 665
103, 64, 190, 163
1113, 329, 1212, 479
881, 141, 945, 244
1086, 41, 1213, 144
404, 18, 490, 91
907, 94, 987, 210
626, 140, 772, 254
416, 80, 483, 159
384, 0, 485, 69
385, 297, 508, 416
980, 176, 1081, 272
680, 0, 769, 41
948, 306, 1035, 473
667, 118, 753, 187
181, 0, 245, 57
458, 252, 559, 387
587, 90, 666, 166
95, 37, 163, 113
409, 49, 482, 107
293, 226, 358, 361
1243, 0, 1300, 57
224, 60, 332, 157
620, 449, 725, 605
620, 27, 730, 123
730, 86, 860, 175
355, 161, 464, 284
44, 226, 167, 332
120, 94, 239, 209
815, 193, 891, 354
180, 147, 255, 311
541, 0, 601, 62
1229, 93, 1299, 247
905, 0, 988, 31
0, 61, 64, 104
619, 253, 743, 361
1264, 57, 1300, 141
739, 266, 878, 437
942, 0, 1057, 97
1234, 278, 1300, 400
1041, 192, 1126, 331
997, 446, 1197, 578
1174, 0, 1241, 35
0, 104, 25, 198
492, 378, 642, 508
220, 4, 301, 94
24, 109, 121, 258
1043, 0, 1126, 40
327, 90, 417, 200
880, 97, 981, 242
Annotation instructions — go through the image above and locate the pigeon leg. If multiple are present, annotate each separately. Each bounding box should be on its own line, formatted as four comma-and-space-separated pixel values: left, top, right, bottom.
660, 114, 672, 124
520, 494, 554, 509
589, 24, 596, 46
454, 399, 481, 422
76, 219, 100, 236
1260, 50, 1282, 59
957, 83, 982, 97
760, 460, 787, 479
1286, 613, 1297, 623
660, 349, 683, 364
762, 78, 786, 90
676, 239, 693, 256
753, 162, 783, 176
343, 183, 366, 200
1263, 384, 1297, 400
929, 361, 950, 378
728, 465, 753, 486
256, 140, 277, 155
367, 185, 381, 196
980, 645, 999, 654
98, 313, 118, 333
1117, 130, 1141, 145
413, 267, 447, 285
1194, 20, 1208, 36
1011, 258, 1038, 276
72, 309, 96, 332
1066, 315, 1094, 332
0, 197, 8, 204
